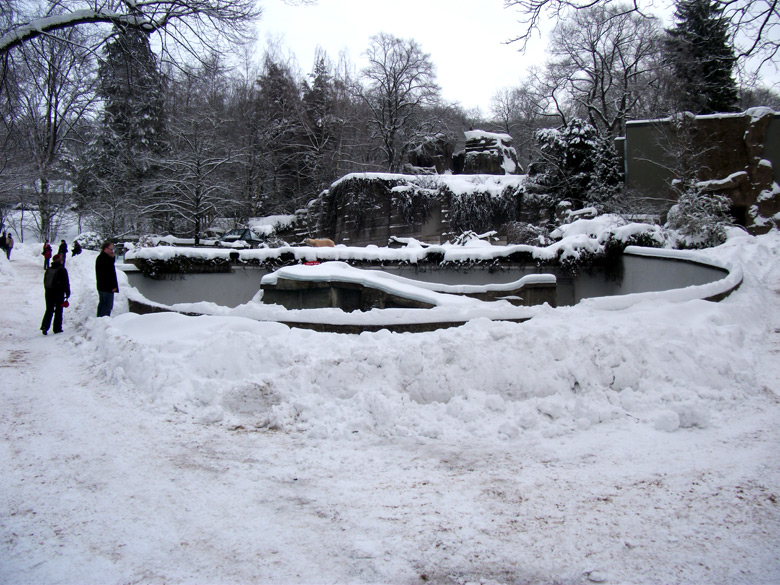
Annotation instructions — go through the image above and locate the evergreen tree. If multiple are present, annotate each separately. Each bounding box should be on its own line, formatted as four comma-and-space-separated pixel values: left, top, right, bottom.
665, 0, 739, 114
301, 54, 345, 201
303, 56, 333, 142
255, 58, 305, 214
99, 27, 166, 157
525, 119, 623, 217
76, 26, 167, 236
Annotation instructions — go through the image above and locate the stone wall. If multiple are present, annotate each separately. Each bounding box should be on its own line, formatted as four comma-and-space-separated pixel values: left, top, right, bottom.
299, 174, 524, 246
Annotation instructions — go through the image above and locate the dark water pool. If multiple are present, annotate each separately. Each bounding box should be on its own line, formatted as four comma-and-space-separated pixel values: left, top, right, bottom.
123, 251, 728, 309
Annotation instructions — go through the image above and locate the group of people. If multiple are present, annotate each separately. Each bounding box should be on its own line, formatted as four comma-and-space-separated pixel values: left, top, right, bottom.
41, 239, 81, 270
40, 240, 119, 335
0, 231, 14, 260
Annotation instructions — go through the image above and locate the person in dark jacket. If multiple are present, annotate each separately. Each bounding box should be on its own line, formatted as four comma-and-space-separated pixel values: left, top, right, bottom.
72, 240, 82, 256
41, 254, 70, 335
95, 240, 118, 317
57, 240, 68, 265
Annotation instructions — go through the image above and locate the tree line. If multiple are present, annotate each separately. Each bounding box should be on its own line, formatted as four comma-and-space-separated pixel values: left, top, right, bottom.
0, 0, 777, 242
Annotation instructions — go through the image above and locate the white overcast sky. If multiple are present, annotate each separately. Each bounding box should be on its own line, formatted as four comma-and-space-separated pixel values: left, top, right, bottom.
256, 0, 548, 114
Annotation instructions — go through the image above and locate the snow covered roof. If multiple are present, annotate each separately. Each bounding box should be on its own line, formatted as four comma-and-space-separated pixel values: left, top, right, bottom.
626, 107, 779, 128
330, 172, 525, 197
464, 130, 513, 144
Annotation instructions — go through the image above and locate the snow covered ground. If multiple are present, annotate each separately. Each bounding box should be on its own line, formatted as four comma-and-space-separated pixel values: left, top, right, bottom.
1, 231, 779, 584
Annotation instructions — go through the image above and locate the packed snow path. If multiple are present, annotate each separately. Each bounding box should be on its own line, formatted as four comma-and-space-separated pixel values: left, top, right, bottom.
1, 236, 779, 584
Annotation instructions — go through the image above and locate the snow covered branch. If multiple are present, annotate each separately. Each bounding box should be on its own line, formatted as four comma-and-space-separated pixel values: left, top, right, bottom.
0, 0, 262, 56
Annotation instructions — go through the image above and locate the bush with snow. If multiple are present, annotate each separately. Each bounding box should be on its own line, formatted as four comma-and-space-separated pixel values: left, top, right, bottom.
550, 214, 666, 268
666, 186, 733, 248
505, 221, 552, 246
75, 231, 103, 251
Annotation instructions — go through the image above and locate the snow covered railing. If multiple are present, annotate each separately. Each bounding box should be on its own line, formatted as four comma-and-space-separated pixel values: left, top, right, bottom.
123, 236, 641, 271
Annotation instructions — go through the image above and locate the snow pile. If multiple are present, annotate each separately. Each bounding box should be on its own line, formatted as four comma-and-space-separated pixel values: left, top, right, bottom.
248, 214, 296, 236
2, 231, 779, 584
88, 283, 757, 438
48, 231, 775, 441
550, 214, 664, 244
0, 251, 15, 279
331, 172, 525, 198
261, 261, 555, 308
629, 108, 778, 126
746, 106, 777, 121
463, 130, 514, 144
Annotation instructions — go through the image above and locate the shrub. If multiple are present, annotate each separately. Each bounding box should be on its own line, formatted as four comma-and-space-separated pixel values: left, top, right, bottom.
75, 232, 103, 251
666, 187, 732, 248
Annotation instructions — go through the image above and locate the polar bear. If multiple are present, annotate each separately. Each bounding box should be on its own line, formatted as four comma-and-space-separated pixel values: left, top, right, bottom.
304, 237, 335, 247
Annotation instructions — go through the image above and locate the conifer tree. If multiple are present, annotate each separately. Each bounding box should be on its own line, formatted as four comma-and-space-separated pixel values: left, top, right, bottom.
665, 0, 739, 114
99, 27, 167, 158
525, 119, 623, 216
76, 26, 167, 236
255, 58, 305, 214
301, 55, 344, 200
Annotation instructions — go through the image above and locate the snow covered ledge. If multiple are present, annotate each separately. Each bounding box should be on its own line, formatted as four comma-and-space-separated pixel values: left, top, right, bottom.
582, 246, 743, 311
260, 261, 556, 311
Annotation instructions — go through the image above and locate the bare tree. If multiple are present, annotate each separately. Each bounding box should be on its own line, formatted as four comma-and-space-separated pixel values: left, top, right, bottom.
727, 0, 780, 67
223, 51, 265, 223
544, 3, 663, 137
0, 1, 25, 232
504, 0, 780, 76
490, 83, 549, 168
152, 116, 237, 243
12, 26, 98, 240
149, 56, 239, 242
330, 50, 382, 173
357, 33, 441, 172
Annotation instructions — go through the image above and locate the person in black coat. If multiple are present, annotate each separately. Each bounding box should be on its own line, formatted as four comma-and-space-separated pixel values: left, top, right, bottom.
95, 240, 118, 317
57, 240, 68, 266
41, 254, 70, 335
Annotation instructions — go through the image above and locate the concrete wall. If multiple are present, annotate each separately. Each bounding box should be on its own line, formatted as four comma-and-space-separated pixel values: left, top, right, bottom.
623, 110, 780, 233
